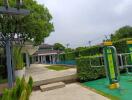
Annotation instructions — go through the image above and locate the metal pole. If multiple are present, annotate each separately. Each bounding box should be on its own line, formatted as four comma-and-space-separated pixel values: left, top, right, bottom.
3, 0, 9, 9
11, 45, 15, 81
6, 39, 13, 88
26, 53, 30, 68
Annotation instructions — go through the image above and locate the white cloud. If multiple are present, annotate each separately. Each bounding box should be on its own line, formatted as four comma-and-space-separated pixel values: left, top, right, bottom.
36, 0, 132, 48
115, 0, 132, 14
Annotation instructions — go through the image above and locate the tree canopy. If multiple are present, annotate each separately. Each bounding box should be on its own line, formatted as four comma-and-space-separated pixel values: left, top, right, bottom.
0, 0, 54, 45
53, 43, 65, 51
111, 25, 132, 41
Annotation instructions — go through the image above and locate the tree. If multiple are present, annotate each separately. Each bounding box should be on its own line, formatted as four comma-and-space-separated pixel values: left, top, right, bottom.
111, 25, 132, 41
75, 47, 86, 51
53, 43, 65, 51
65, 48, 74, 52
0, 0, 54, 45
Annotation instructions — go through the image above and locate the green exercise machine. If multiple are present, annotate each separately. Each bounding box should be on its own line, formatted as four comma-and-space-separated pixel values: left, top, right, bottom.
103, 41, 120, 89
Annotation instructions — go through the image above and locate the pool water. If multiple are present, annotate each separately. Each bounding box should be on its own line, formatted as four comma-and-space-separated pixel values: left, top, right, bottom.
56, 60, 76, 65
83, 75, 132, 100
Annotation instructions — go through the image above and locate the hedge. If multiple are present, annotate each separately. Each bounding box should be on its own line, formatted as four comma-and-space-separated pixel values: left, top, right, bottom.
76, 46, 102, 57
59, 52, 76, 61
76, 56, 105, 82
113, 38, 132, 53
59, 38, 132, 61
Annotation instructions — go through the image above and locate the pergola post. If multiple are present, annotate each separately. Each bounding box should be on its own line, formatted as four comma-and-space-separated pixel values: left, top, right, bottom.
5, 39, 13, 88
26, 53, 30, 68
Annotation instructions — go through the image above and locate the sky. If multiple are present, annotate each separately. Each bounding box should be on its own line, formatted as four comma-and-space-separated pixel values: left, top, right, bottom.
37, 0, 132, 48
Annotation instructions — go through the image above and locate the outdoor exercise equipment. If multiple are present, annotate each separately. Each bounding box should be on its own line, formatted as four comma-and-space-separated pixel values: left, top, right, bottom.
126, 41, 132, 72
86, 40, 132, 90
103, 42, 120, 89
116, 41, 132, 74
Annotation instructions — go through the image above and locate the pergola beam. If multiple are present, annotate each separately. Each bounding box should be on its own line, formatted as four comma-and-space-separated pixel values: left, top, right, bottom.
0, 7, 30, 15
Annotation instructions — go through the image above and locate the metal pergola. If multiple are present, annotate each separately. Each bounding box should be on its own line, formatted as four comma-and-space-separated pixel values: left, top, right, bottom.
0, 0, 30, 88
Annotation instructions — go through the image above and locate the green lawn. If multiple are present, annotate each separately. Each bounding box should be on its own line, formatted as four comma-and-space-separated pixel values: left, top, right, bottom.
46, 65, 71, 71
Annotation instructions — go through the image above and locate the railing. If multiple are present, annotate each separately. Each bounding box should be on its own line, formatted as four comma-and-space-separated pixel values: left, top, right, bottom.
89, 53, 132, 73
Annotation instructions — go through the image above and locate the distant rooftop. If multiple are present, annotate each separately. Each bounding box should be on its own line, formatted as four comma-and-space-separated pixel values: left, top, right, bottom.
33, 44, 63, 56
39, 44, 53, 49
33, 50, 63, 56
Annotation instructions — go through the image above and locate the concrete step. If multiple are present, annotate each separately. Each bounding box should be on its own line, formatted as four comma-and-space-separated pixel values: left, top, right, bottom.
40, 82, 65, 92
34, 74, 77, 87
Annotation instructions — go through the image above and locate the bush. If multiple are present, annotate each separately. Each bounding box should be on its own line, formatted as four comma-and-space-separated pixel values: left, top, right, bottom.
76, 56, 105, 82
59, 52, 76, 61
1, 77, 33, 100
113, 38, 132, 53
13, 47, 25, 70
77, 46, 102, 56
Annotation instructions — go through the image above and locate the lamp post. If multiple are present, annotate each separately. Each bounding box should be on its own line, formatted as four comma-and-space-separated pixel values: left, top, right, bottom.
0, 0, 30, 88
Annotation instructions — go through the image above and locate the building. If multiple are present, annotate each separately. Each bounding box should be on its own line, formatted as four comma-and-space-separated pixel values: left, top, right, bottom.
32, 44, 63, 64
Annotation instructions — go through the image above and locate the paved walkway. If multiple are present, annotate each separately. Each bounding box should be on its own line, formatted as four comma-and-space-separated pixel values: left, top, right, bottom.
27, 64, 109, 100
30, 83, 109, 100
25, 64, 77, 86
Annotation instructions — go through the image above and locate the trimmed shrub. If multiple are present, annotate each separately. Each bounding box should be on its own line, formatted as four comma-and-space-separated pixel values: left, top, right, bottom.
59, 38, 132, 62
76, 56, 105, 82
59, 52, 76, 61
65, 52, 76, 60
77, 46, 102, 56
113, 38, 132, 53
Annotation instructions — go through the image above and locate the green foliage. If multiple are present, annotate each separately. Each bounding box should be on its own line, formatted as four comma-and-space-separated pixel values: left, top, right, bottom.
59, 52, 76, 61
13, 47, 24, 70
28, 76, 33, 92
1, 89, 12, 100
1, 77, 33, 100
19, 90, 27, 100
0, 0, 54, 45
76, 38, 132, 82
46, 65, 70, 71
65, 48, 75, 52
76, 56, 105, 82
113, 38, 132, 53
65, 52, 76, 60
76, 46, 102, 56
0, 65, 6, 79
59, 46, 102, 61
59, 38, 132, 62
59, 54, 65, 61
11, 87, 17, 100
53, 43, 65, 51
111, 26, 132, 41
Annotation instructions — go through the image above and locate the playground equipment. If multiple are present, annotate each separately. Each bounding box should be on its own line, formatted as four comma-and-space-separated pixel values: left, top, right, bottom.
103, 42, 120, 89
